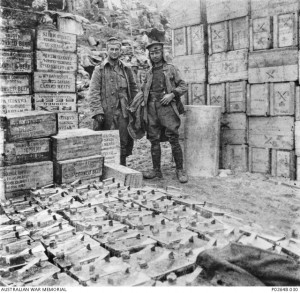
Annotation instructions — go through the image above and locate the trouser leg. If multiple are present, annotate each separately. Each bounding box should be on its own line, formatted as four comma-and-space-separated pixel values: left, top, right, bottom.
151, 141, 161, 171
169, 137, 183, 170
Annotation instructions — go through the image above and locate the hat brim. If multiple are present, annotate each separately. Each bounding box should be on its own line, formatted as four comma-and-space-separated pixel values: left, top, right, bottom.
146, 42, 164, 50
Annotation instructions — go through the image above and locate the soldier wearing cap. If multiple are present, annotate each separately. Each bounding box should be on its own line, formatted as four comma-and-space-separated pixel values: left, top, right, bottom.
142, 42, 188, 183
89, 37, 138, 166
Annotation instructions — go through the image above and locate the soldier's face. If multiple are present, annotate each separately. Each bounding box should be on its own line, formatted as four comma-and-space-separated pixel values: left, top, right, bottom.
108, 44, 121, 60
149, 50, 163, 64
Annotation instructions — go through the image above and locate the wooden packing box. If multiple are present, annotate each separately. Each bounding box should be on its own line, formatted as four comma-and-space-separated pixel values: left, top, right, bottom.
187, 24, 206, 55
247, 83, 270, 116
221, 113, 247, 145
34, 72, 76, 93
57, 17, 84, 36
208, 49, 248, 84
249, 147, 271, 174
103, 163, 143, 188
226, 81, 246, 113
57, 112, 78, 131
250, 17, 272, 51
99, 130, 120, 165
250, 0, 300, 18
0, 95, 32, 115
51, 128, 102, 161
0, 138, 51, 167
172, 54, 206, 83
207, 83, 226, 113
248, 116, 294, 150
248, 48, 298, 83
36, 29, 76, 53
0, 74, 31, 96
0, 161, 53, 197
0, 51, 32, 73
208, 21, 229, 54
206, 0, 249, 24
271, 149, 295, 179
34, 93, 77, 112
188, 83, 206, 105
0, 28, 33, 51
4, 111, 57, 142
54, 155, 104, 184
294, 121, 300, 156
221, 144, 248, 172
35, 50, 77, 72
172, 28, 187, 57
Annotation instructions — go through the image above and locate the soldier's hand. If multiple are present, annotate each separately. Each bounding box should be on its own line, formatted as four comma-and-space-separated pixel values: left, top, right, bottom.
160, 93, 175, 105
93, 114, 105, 122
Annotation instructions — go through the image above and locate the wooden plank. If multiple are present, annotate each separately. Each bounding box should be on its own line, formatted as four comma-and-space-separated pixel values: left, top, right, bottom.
0, 28, 33, 51
189, 83, 206, 105
34, 93, 76, 112
221, 113, 247, 145
0, 51, 32, 73
206, 0, 249, 24
51, 128, 102, 161
0, 74, 31, 96
4, 111, 57, 142
296, 87, 300, 121
54, 155, 104, 184
248, 117, 294, 149
230, 16, 249, 50
226, 81, 246, 113
57, 17, 84, 35
187, 24, 205, 55
0, 95, 32, 115
185, 106, 221, 177
208, 49, 248, 84
251, 17, 272, 51
36, 30, 76, 53
247, 83, 270, 116
100, 130, 120, 165
173, 28, 187, 57
248, 48, 298, 83
173, 54, 206, 83
34, 72, 76, 93
294, 121, 300, 156
249, 147, 271, 174
250, 0, 299, 18
207, 83, 226, 113
103, 163, 143, 188
0, 161, 53, 196
222, 144, 248, 172
0, 138, 51, 167
57, 112, 78, 131
271, 149, 295, 179
35, 51, 77, 72
270, 82, 295, 116
209, 21, 229, 54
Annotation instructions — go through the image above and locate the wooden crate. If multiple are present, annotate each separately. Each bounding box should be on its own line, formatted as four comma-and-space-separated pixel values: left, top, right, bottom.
0, 95, 32, 115
226, 81, 246, 113
35, 51, 77, 72
248, 116, 294, 149
206, 0, 249, 24
208, 21, 229, 54
51, 128, 102, 161
172, 28, 187, 57
271, 149, 295, 179
34, 93, 77, 112
0, 161, 53, 196
0, 138, 51, 167
57, 112, 78, 131
36, 30, 76, 53
103, 163, 143, 188
273, 13, 298, 48
57, 17, 84, 35
0, 28, 33, 51
250, 0, 299, 18
249, 147, 271, 174
294, 121, 300, 156
222, 144, 248, 172
250, 17, 272, 51
173, 54, 206, 83
247, 83, 270, 116
188, 83, 206, 105
34, 72, 76, 93
208, 49, 248, 84
54, 155, 104, 184
221, 113, 247, 144
187, 24, 206, 55
4, 111, 57, 142
0, 51, 32, 73
100, 130, 120, 165
230, 16, 249, 50
207, 83, 226, 113
248, 48, 298, 83
270, 82, 295, 116
0, 75, 31, 96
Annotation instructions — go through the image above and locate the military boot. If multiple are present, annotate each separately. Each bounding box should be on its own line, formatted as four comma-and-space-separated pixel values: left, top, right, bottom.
143, 143, 163, 179
171, 140, 188, 183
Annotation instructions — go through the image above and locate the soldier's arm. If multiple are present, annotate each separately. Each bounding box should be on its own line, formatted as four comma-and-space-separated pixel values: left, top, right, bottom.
172, 65, 188, 99
88, 66, 104, 118
127, 67, 139, 100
